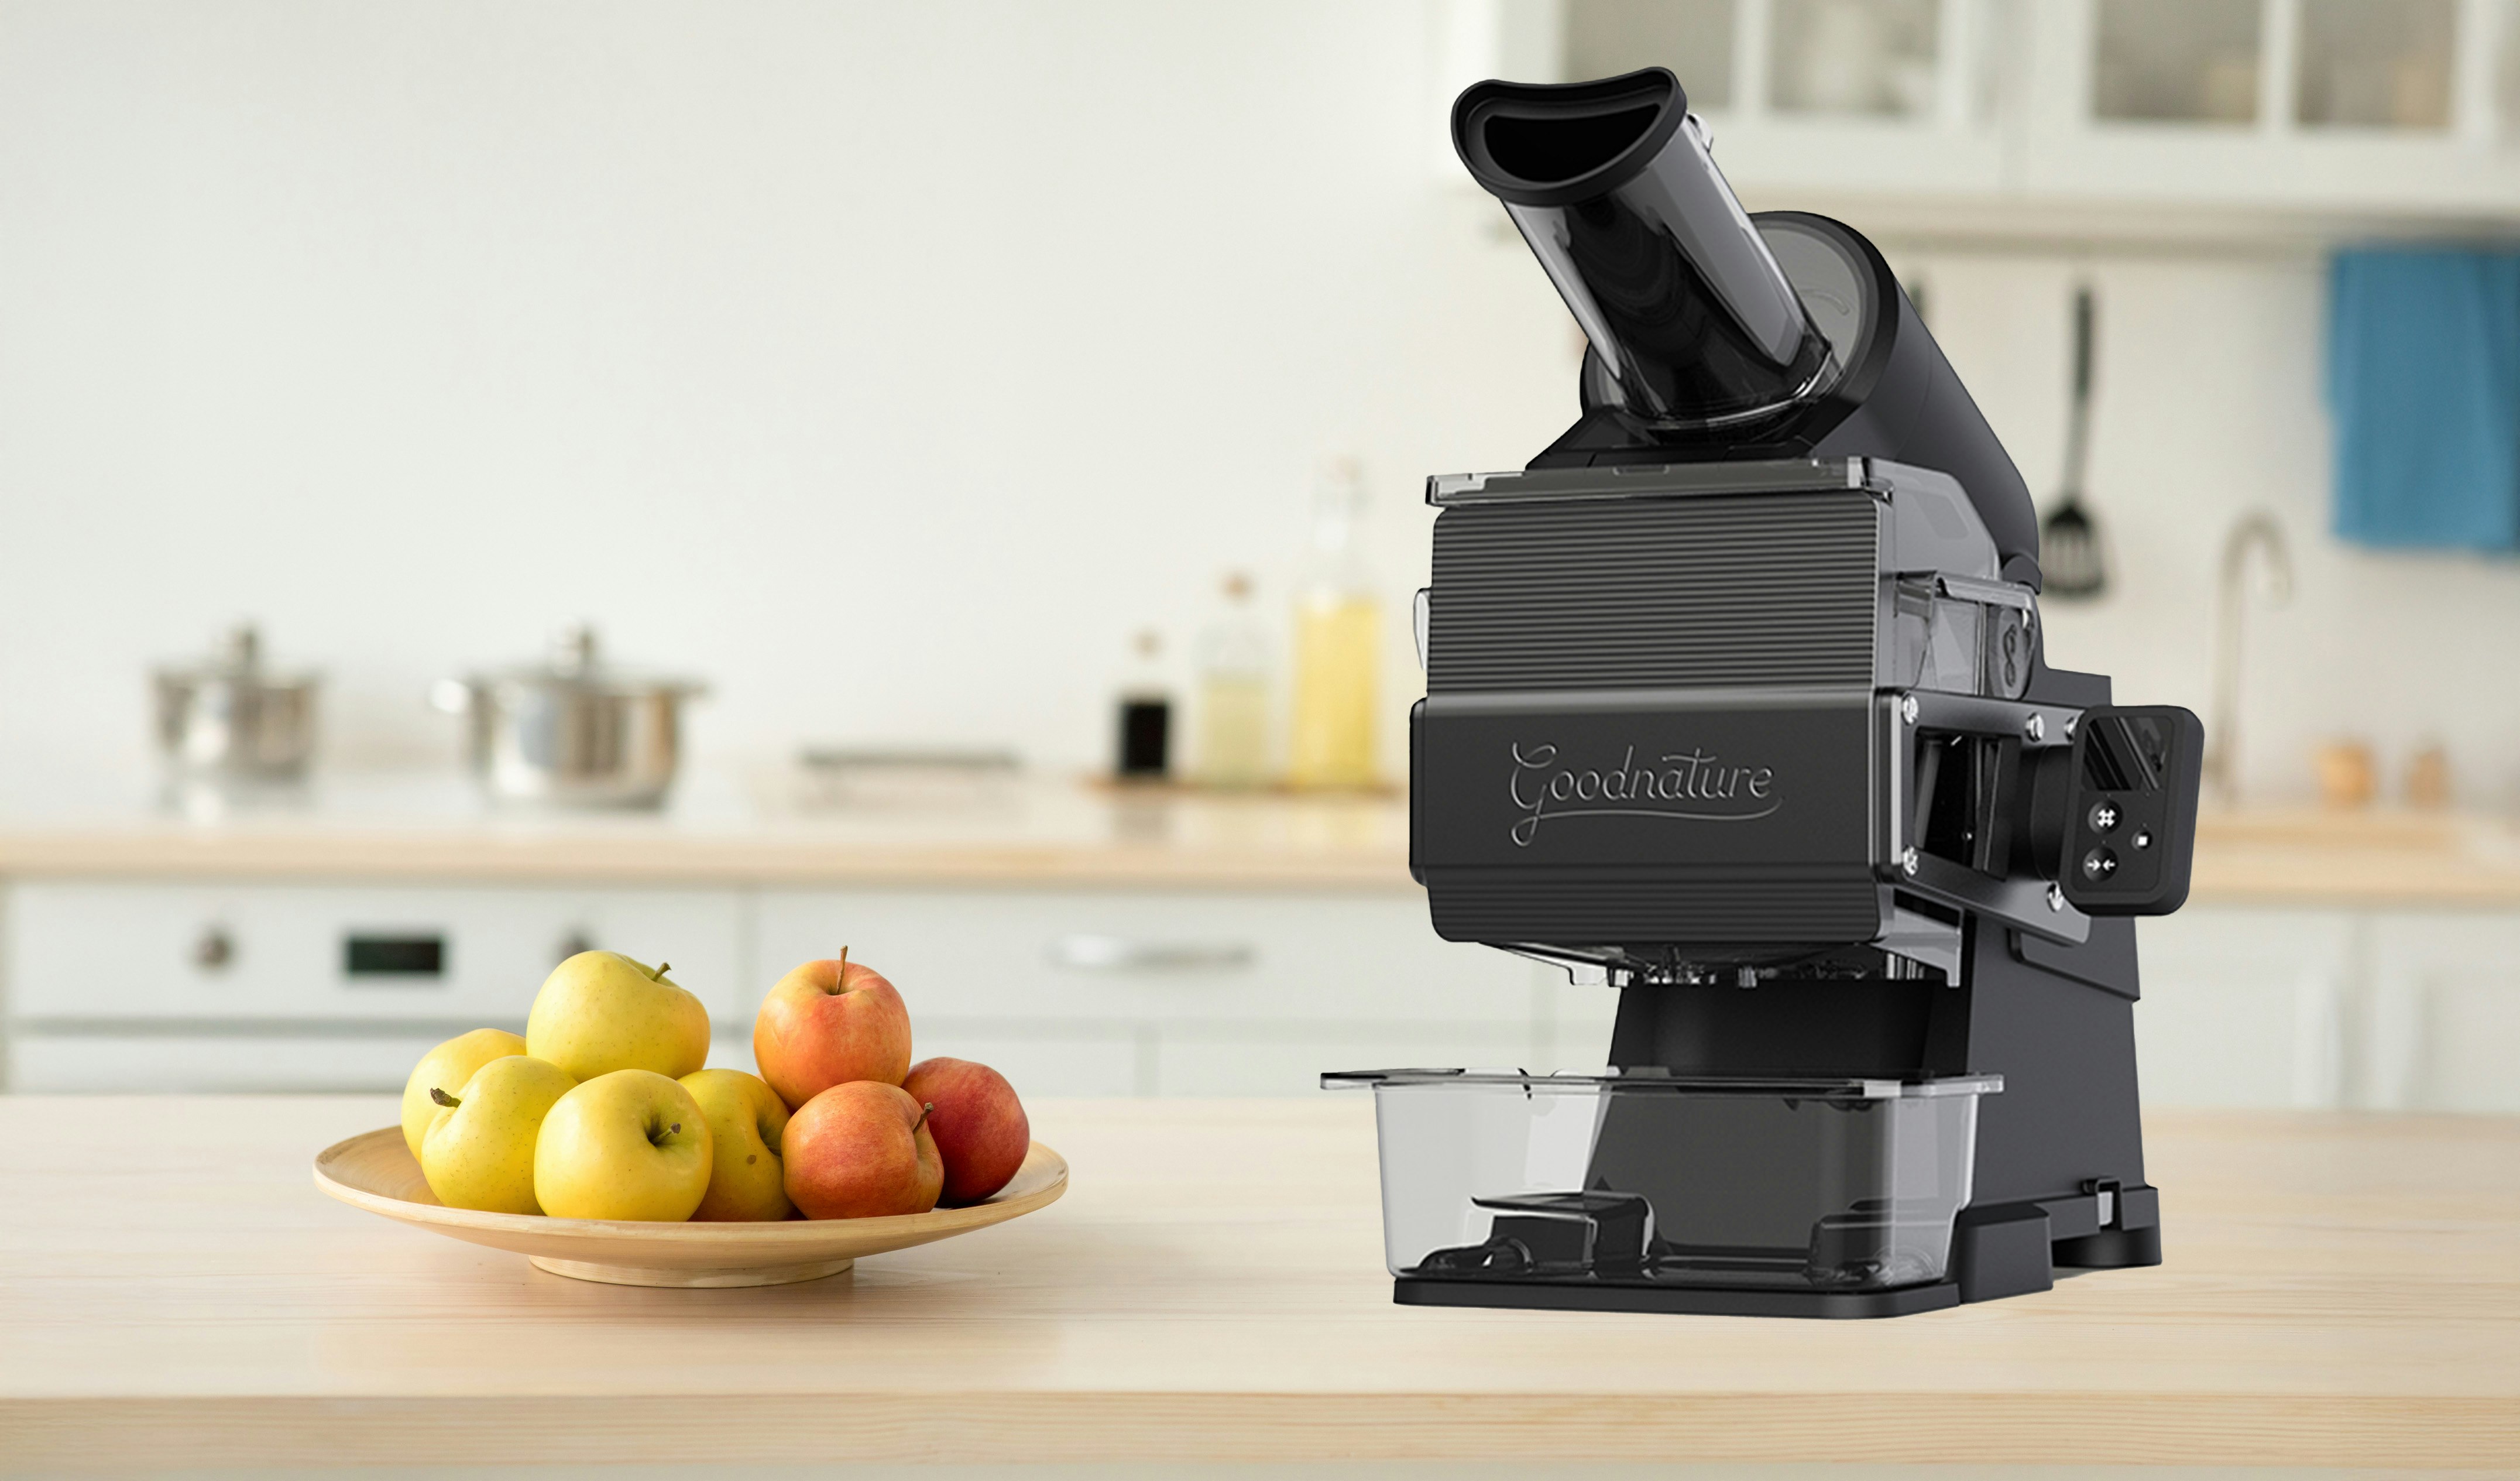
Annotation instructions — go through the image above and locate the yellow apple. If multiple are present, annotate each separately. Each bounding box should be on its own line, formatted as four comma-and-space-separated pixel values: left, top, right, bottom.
679, 1068, 794, 1222
526, 950, 710, 1082
533, 1069, 713, 1221
400, 1027, 527, 1158
418, 1055, 577, 1213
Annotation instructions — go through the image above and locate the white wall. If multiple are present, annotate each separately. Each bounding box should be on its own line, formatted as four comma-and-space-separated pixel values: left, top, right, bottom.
0, 0, 1573, 783
4, 0, 2516, 804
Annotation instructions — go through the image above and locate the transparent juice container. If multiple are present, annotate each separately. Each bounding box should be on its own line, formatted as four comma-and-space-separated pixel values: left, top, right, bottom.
1324, 1068, 1999, 1293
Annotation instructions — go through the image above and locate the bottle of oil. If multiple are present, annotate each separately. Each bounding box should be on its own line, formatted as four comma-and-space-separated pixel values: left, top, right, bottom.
1113, 629, 1172, 781
1288, 458, 1379, 790
1193, 572, 1272, 789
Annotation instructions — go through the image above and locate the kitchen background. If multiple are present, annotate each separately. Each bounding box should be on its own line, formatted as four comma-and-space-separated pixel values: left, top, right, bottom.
4, 0, 2519, 1109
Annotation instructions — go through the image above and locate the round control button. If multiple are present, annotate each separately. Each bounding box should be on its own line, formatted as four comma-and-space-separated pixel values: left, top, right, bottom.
2088, 801, 2121, 834
2082, 846, 2119, 880
2133, 827, 2153, 850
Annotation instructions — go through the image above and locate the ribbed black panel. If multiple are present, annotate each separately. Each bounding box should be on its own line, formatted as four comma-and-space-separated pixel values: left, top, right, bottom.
1429, 493, 1879, 692
1424, 870, 1883, 946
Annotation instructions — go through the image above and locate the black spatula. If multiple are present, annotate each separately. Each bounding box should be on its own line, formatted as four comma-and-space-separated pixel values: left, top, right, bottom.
2041, 284, 2107, 599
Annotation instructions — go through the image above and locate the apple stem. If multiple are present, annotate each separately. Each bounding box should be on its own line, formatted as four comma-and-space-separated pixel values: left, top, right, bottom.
832, 944, 851, 995
912, 1102, 933, 1135
649, 960, 671, 981
429, 1088, 460, 1108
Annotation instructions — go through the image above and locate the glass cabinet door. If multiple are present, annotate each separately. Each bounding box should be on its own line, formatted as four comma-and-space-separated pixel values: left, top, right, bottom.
1766, 0, 1942, 117
1513, 0, 2520, 212
1563, 0, 1738, 109
1557, 0, 1972, 123
2295, 0, 2457, 129
2090, 0, 2262, 124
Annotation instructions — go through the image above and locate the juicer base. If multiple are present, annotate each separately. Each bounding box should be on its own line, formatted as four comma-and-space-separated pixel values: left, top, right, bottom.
1392, 1276, 1961, 1319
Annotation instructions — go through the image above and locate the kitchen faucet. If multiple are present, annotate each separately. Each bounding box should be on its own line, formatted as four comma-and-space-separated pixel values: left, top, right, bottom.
2205, 511, 2294, 801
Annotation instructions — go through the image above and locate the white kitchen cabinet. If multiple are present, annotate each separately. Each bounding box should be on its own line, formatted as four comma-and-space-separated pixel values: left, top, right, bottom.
1472, 0, 2520, 232
751, 887, 1543, 1028
2014, 0, 2520, 221
904, 1027, 1145, 1098
2134, 904, 2520, 1115
7, 1027, 455, 1094
2, 882, 749, 1092
13, 878, 2518, 1110
2132, 907, 2354, 1109
1460, 0, 2009, 194
751, 886, 1553, 1095
2361, 913, 2520, 1114
0, 879, 1561, 1096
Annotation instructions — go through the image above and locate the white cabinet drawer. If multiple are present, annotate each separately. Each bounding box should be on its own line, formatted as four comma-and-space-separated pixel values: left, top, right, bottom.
2131, 909, 2354, 1110
753, 887, 1541, 1029
7, 1027, 451, 1093
904, 1023, 1145, 1098
5, 882, 749, 1029
2364, 913, 2520, 1115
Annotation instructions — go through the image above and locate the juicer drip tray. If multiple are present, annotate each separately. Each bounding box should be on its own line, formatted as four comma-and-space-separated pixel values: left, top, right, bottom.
1324, 1068, 2000, 1299
1393, 1275, 1962, 1319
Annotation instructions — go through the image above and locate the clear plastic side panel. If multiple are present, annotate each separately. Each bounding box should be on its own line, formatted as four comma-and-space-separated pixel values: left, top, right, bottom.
1885, 578, 1992, 697
1371, 1082, 1982, 1291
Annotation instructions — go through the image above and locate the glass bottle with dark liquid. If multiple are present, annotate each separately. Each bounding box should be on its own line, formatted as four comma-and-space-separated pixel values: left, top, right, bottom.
1114, 629, 1172, 780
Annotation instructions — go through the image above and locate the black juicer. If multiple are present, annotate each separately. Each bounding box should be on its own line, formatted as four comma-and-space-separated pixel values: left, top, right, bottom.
1325, 70, 2203, 1318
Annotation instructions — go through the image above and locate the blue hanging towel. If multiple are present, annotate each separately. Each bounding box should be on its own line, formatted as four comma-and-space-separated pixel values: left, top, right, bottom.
2327, 247, 2520, 551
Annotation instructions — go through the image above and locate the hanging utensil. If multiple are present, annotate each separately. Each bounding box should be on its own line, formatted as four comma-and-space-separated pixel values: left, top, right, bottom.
2040, 283, 2108, 599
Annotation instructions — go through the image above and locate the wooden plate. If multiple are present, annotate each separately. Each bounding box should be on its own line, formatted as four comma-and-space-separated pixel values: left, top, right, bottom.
313, 1126, 1067, 1287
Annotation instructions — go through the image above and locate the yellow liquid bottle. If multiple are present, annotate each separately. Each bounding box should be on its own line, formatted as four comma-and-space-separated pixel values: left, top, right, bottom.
1289, 595, 1379, 789
1193, 571, 1273, 789
1288, 458, 1379, 791
1196, 670, 1272, 787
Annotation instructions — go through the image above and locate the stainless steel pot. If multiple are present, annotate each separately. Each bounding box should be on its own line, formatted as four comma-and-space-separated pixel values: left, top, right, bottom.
432, 625, 706, 810
153, 625, 320, 781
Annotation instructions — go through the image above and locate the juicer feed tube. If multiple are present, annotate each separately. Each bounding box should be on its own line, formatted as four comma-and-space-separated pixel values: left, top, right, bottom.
1453, 71, 1829, 427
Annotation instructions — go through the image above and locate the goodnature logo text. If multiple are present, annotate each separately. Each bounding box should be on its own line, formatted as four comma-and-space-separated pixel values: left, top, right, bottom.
1509, 742, 1777, 847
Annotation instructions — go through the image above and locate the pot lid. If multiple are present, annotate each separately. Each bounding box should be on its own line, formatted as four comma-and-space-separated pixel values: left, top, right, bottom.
466, 623, 707, 695
155, 623, 320, 687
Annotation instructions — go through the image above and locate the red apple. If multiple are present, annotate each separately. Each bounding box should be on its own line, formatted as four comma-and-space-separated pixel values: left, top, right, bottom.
781, 1081, 943, 1219
753, 951, 912, 1110
901, 1057, 1031, 1204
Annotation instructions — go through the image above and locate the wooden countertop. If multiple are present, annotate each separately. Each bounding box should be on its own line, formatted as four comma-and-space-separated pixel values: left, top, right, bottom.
0, 774, 1417, 892
3, 769, 2519, 906
4, 1096, 2515, 1471
2190, 806, 2520, 908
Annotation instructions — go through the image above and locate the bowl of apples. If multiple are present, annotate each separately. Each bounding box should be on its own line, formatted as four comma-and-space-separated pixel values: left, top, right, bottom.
314, 949, 1063, 1287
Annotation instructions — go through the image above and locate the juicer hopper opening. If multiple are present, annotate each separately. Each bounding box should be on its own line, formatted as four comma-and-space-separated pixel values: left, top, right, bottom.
1452, 68, 1831, 428
1476, 105, 1663, 188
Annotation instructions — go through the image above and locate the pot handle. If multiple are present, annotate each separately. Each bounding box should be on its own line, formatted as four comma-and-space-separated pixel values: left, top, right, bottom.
428, 680, 473, 715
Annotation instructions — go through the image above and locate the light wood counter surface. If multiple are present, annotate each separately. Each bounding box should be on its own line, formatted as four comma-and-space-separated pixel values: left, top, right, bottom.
0, 774, 1417, 892
4, 1096, 2516, 1471
5, 770, 2520, 907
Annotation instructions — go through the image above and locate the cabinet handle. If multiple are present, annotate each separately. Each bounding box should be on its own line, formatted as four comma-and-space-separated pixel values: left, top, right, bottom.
1049, 934, 1255, 973
191, 925, 235, 972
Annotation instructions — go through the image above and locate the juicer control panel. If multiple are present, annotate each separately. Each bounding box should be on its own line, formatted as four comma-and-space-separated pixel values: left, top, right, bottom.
2059, 706, 2203, 916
